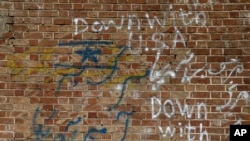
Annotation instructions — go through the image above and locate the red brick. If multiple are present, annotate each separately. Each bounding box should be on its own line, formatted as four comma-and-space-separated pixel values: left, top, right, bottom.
13, 25, 28, 31
99, 0, 118, 3
14, 10, 28, 17
40, 98, 58, 104
224, 4, 245, 10
224, 49, 242, 55
207, 56, 225, 62
54, 4, 72, 10
142, 134, 160, 140
142, 5, 161, 11
0, 132, 13, 138
209, 12, 229, 18
38, 40, 57, 46
54, 18, 72, 25
224, 19, 242, 26
39, 11, 58, 17
191, 34, 210, 40
24, 33, 43, 39
24, 3, 41, 10
0, 118, 14, 124
207, 85, 225, 91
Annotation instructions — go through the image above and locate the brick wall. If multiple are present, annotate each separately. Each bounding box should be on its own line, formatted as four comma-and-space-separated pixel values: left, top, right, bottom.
0, 0, 250, 140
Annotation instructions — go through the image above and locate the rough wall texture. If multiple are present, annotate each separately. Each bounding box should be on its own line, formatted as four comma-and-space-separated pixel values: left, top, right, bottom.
0, 0, 250, 140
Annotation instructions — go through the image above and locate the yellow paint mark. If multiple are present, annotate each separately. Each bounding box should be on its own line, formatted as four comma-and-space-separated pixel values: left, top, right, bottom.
55, 68, 76, 75
26, 46, 42, 53
11, 68, 24, 75
7, 54, 27, 61
43, 48, 54, 53
7, 61, 25, 68
112, 47, 121, 54
40, 54, 52, 61
7, 44, 145, 89
7, 46, 56, 83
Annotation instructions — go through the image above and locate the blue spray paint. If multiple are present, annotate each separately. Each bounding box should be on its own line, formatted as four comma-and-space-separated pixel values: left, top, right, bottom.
85, 46, 127, 85
32, 107, 84, 141
55, 42, 150, 109
32, 107, 51, 141
71, 130, 78, 141
117, 111, 134, 141
45, 108, 57, 120
66, 117, 82, 131
73, 80, 79, 87
109, 69, 150, 110
55, 133, 66, 141
83, 127, 107, 141
54, 46, 127, 91
56, 40, 151, 111
75, 47, 101, 62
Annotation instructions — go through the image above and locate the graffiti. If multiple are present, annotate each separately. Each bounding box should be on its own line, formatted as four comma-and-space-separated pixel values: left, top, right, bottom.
216, 81, 249, 111
127, 31, 142, 54
7, 46, 56, 82
145, 13, 166, 29
54, 41, 123, 91
150, 54, 246, 91
176, 53, 207, 83
62, 1, 202, 92
74, 15, 125, 34
208, 58, 244, 83
32, 107, 81, 141
149, 32, 176, 91
32, 106, 109, 141
83, 128, 107, 141
150, 52, 206, 90
32, 107, 137, 141
74, 4, 206, 34
73, 2, 206, 59
179, 4, 206, 26
116, 111, 134, 141
109, 70, 150, 110
151, 97, 207, 119
32, 107, 51, 141
177, 0, 207, 26
145, 1, 205, 90
56, 41, 150, 109
65, 117, 82, 132
172, 27, 187, 49
5, 0, 249, 140
158, 122, 208, 141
